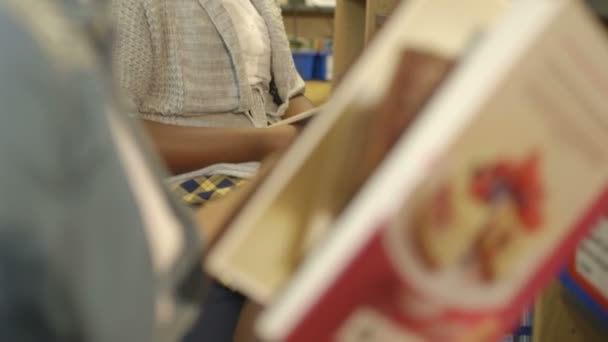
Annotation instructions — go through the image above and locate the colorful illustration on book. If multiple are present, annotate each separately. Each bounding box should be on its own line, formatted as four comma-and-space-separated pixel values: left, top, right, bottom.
412, 153, 544, 284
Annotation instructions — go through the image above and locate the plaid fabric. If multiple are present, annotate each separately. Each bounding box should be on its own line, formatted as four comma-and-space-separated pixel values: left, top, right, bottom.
173, 174, 245, 206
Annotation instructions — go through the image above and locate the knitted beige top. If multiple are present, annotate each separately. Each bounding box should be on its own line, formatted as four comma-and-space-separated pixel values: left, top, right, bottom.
111, 0, 306, 179
111, 0, 305, 129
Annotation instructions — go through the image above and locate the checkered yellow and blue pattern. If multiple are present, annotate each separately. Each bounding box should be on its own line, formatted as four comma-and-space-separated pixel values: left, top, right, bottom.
172, 174, 245, 206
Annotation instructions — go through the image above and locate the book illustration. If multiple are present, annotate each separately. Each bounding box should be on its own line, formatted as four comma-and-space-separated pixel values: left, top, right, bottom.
472, 154, 543, 281
411, 153, 544, 283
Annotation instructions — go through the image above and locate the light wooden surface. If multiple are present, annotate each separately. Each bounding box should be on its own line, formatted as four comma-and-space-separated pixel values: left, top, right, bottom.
533, 281, 607, 342
332, 0, 399, 86
363, 0, 397, 43
283, 15, 334, 41
305, 81, 332, 105
333, 0, 366, 85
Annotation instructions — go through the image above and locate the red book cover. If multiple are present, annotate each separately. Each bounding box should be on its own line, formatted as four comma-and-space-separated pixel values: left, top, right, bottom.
257, 1, 608, 341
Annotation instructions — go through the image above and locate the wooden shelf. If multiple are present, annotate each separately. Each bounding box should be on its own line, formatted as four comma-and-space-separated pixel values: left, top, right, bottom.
304, 81, 332, 105
534, 282, 608, 342
363, 0, 395, 43
281, 4, 334, 15
332, 0, 398, 86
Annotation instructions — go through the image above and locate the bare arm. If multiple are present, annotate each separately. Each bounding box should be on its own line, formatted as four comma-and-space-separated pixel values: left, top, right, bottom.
283, 94, 316, 119
193, 180, 254, 242
188, 95, 314, 241
142, 94, 312, 174
143, 121, 297, 174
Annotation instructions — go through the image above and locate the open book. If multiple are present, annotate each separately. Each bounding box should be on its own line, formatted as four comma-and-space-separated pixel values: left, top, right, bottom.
269, 106, 322, 127
207, 0, 508, 304
206, 0, 608, 340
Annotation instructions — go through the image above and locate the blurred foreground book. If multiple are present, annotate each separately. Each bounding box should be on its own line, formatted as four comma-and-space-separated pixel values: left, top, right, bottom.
206, 0, 608, 340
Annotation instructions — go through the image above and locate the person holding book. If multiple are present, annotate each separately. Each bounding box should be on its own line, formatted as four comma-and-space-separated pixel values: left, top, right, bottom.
111, 0, 315, 340
112, 0, 314, 203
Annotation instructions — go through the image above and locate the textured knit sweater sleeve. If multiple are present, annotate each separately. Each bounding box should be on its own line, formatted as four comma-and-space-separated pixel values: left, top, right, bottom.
111, 0, 153, 111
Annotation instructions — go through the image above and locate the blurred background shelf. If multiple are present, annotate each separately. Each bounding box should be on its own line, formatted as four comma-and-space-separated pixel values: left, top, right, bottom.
332, 0, 398, 86
282, 4, 335, 15
282, 0, 398, 87
533, 282, 608, 342
304, 81, 332, 106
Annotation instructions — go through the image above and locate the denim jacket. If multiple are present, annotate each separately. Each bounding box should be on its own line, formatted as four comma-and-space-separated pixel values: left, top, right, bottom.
0, 1, 205, 341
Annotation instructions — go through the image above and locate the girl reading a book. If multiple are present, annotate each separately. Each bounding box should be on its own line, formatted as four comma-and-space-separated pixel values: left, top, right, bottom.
112, 0, 315, 340
112, 0, 314, 200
